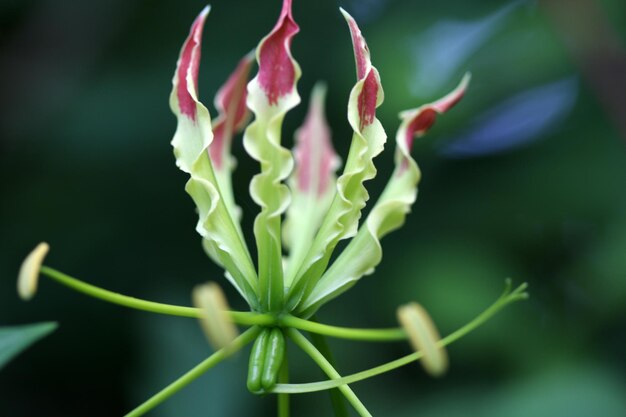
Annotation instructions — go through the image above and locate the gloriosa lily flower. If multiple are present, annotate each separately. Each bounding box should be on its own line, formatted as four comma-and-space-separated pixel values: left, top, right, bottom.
17, 2, 528, 416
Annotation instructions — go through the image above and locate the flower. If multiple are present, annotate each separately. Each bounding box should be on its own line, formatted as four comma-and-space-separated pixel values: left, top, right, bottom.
19, 2, 528, 416
169, 1, 469, 318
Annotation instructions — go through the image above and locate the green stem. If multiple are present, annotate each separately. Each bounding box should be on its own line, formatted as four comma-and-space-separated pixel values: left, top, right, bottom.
273, 283, 528, 394
308, 328, 349, 417
124, 326, 261, 417
281, 314, 405, 341
39, 266, 274, 326
39, 265, 408, 340
286, 328, 372, 417
277, 349, 290, 417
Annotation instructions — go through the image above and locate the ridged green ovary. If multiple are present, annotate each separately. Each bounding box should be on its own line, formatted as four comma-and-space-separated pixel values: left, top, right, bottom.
283, 83, 340, 284
246, 327, 286, 392
243, 0, 301, 312
286, 8, 386, 311
298, 74, 471, 316
247, 328, 270, 393
170, 7, 259, 309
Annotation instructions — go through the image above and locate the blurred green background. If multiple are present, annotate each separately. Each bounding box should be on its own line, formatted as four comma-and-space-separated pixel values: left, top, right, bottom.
2, 0, 625, 415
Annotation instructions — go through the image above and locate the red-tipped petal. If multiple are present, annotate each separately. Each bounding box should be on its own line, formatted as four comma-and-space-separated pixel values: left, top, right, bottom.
343, 10, 370, 80
294, 85, 339, 196
341, 8, 381, 129
257, 0, 300, 105
358, 71, 380, 128
210, 53, 254, 168
214, 52, 254, 130
403, 73, 470, 152
176, 6, 209, 120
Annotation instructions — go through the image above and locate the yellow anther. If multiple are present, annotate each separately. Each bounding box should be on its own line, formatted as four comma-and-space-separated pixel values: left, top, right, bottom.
17, 242, 50, 301
397, 302, 448, 377
193, 282, 239, 351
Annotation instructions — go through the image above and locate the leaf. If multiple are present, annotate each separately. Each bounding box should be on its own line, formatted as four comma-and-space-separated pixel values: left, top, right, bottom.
286, 8, 386, 311
299, 74, 470, 315
283, 83, 340, 283
170, 7, 259, 308
243, 0, 301, 311
0, 322, 57, 370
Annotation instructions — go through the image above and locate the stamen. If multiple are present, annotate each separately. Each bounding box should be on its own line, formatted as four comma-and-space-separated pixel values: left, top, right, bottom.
30, 265, 276, 326
193, 282, 239, 351
17, 242, 49, 300
397, 302, 448, 377
270, 281, 529, 394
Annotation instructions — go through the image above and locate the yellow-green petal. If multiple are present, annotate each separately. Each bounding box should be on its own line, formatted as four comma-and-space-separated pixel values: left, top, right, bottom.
283, 83, 340, 284
286, 8, 386, 311
243, 0, 301, 312
300, 74, 470, 315
171, 7, 258, 308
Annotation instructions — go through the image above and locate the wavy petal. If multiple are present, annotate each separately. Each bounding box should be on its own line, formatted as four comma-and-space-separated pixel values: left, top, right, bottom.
283, 83, 340, 282
300, 74, 470, 315
286, 8, 386, 311
170, 7, 259, 308
243, 0, 301, 311
209, 52, 254, 224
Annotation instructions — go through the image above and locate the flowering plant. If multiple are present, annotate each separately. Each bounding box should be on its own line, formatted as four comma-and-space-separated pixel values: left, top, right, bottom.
18, 1, 527, 416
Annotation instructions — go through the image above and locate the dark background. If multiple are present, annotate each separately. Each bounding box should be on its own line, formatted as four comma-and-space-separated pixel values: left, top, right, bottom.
2, 0, 625, 416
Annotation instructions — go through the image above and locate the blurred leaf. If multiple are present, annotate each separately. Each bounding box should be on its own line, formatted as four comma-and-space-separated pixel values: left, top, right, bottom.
410, 0, 524, 97
0, 322, 58, 370
441, 77, 578, 157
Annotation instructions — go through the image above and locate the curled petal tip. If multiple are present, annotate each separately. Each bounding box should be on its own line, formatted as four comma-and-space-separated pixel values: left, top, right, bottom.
175, 6, 210, 120
210, 53, 254, 168
215, 54, 255, 111
342, 8, 381, 129
200, 5, 210, 18
338, 7, 352, 27
244, 49, 257, 63
432, 72, 471, 114
341, 8, 370, 81
256, 0, 300, 105
17, 242, 49, 301
400, 74, 470, 153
